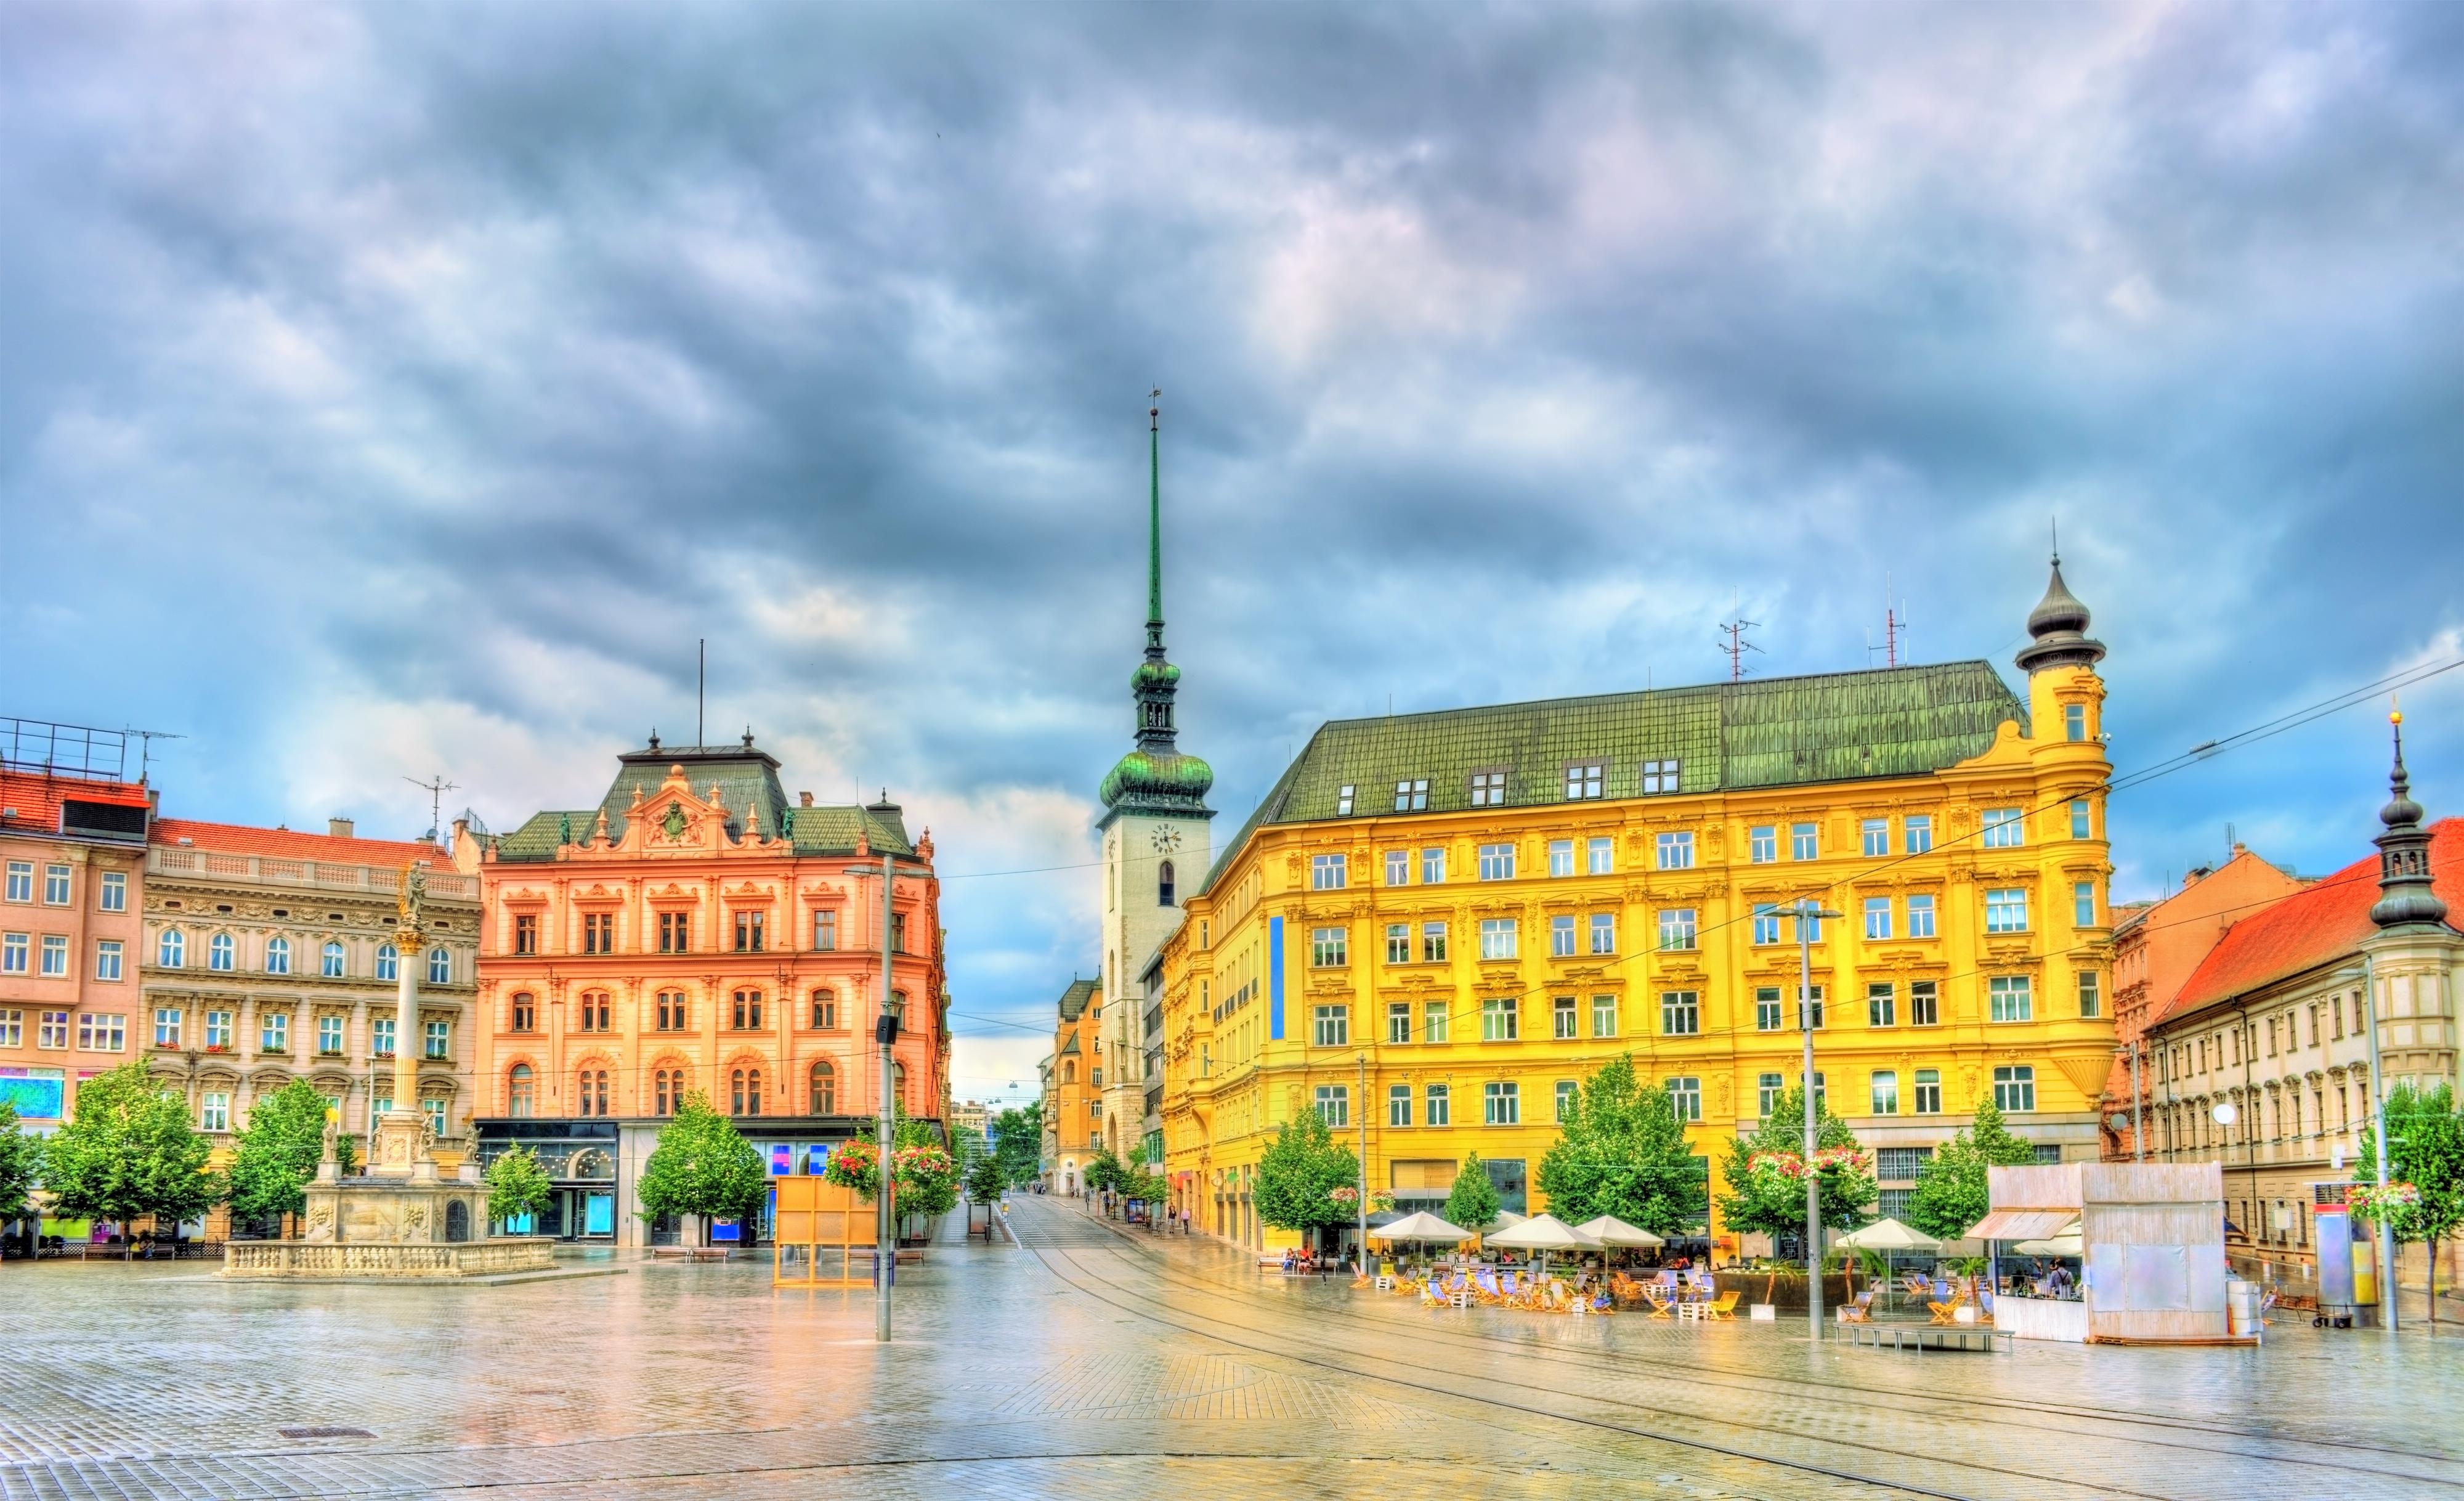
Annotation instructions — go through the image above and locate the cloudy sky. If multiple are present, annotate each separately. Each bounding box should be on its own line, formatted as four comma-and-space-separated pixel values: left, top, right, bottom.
6, 2, 2461, 1105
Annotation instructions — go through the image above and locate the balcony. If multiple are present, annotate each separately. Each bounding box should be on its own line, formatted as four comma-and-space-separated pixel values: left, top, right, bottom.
147, 845, 479, 902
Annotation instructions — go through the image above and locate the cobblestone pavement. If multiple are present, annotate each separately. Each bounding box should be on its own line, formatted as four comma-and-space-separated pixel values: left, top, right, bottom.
0, 1196, 2456, 1500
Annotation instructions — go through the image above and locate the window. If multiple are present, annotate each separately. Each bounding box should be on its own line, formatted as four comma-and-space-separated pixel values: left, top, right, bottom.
811, 990, 837, 1028
580, 912, 612, 954
734, 910, 766, 953
1555, 1080, 1579, 1121
1310, 925, 1348, 967
1, 862, 27, 901
1985, 889, 2028, 933
1312, 1004, 1349, 1047
1749, 825, 1777, 863
1549, 840, 1575, 878
206, 1009, 233, 1049
1657, 908, 1696, 951
155, 927, 184, 968
1783, 823, 1815, 860
2074, 881, 2097, 927
1666, 1076, 1701, 1123
1798, 985, 1825, 1030
1478, 918, 1516, 961
1796, 908, 1824, 944
1423, 1000, 1449, 1044
1751, 905, 1781, 945
265, 937, 291, 975
576, 1068, 610, 1117
1549, 914, 1576, 957
893, 913, 910, 953
154, 1007, 182, 1048
1989, 975, 2033, 1022
731, 1068, 763, 1116
1552, 995, 1578, 1039
809, 909, 834, 951
1982, 808, 2025, 848
1385, 850, 1409, 886
2077, 970, 2102, 1018
1591, 994, 1618, 1038
513, 914, 538, 955
1477, 843, 1515, 881
1656, 831, 1693, 870
1993, 1065, 2036, 1113
94, 940, 122, 982
1586, 837, 1613, 876
40, 935, 67, 977
1905, 815, 1934, 854
1877, 1147, 1933, 1180
1311, 854, 1348, 890
2070, 800, 2093, 839
1758, 1073, 1786, 1116
1871, 1070, 1900, 1115
1421, 922, 1449, 962
1336, 784, 1355, 816
1589, 913, 1615, 955
43, 865, 70, 905
201, 1092, 230, 1131
512, 993, 537, 1031
1755, 988, 1783, 1031
1640, 759, 1680, 794
1393, 778, 1429, 812
1389, 1083, 1412, 1126
1425, 1083, 1452, 1125
1484, 1081, 1520, 1125
1314, 1084, 1349, 1128
2064, 702, 2088, 742
1565, 762, 1604, 800
1385, 923, 1410, 964
0, 933, 22, 974
1863, 897, 1892, 940
1421, 847, 1447, 885
1481, 998, 1518, 1041
809, 1060, 835, 1114
375, 942, 397, 980
1387, 1000, 1412, 1044
1868, 982, 1896, 1027
1907, 894, 1937, 938
1861, 818, 1889, 857
579, 991, 610, 1031
261, 1012, 290, 1052
731, 989, 764, 1030
78, 1012, 126, 1051
318, 1015, 344, 1055
38, 1011, 68, 1048
428, 948, 451, 985
98, 871, 126, 913
1470, 770, 1507, 807
1661, 991, 1699, 1036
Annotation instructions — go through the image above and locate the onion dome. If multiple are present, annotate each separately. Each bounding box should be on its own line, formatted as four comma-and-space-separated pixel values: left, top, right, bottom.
2370, 713, 2448, 930
2015, 551, 2107, 674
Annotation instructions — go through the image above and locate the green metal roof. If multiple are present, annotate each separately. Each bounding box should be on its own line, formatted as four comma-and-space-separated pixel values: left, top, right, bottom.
1056, 977, 1099, 1023
1202, 661, 2023, 893
492, 743, 914, 863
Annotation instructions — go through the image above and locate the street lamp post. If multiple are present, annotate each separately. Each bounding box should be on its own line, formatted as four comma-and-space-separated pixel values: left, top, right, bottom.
1794, 900, 1842, 1343
875, 855, 906, 1344
2336, 958, 2396, 1333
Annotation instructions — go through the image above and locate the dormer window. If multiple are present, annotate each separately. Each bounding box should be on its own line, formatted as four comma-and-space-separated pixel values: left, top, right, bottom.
1564, 762, 1604, 800
1470, 770, 1508, 807
1335, 784, 1355, 816
1393, 778, 1428, 812
1641, 759, 1681, 794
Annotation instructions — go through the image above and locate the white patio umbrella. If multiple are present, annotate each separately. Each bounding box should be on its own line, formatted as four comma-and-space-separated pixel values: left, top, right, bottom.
1483, 1213, 1605, 1277
1367, 1211, 1475, 1246
1836, 1217, 1941, 1252
1574, 1214, 1666, 1249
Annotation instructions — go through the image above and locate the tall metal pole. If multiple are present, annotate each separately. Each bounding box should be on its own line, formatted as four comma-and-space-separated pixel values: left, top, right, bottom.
1797, 900, 1822, 1343
2361, 952, 2396, 1333
1356, 1052, 1368, 1271
2131, 1041, 2146, 1163
876, 854, 898, 1343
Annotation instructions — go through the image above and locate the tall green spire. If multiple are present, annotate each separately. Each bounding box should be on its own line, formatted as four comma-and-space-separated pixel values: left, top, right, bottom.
1147, 393, 1164, 641
1101, 392, 1214, 820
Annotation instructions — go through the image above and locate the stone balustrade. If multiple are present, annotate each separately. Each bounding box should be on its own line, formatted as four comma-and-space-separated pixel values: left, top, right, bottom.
148, 845, 480, 901
223, 1237, 555, 1279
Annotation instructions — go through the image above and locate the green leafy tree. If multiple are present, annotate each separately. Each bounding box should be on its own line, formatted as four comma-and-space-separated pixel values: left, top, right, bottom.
0, 1100, 43, 1230
965, 1150, 1007, 1205
226, 1078, 336, 1229
485, 1146, 553, 1229
1444, 1152, 1501, 1230
1717, 1084, 1874, 1242
1084, 1146, 1127, 1195
1905, 1098, 2038, 1243
1253, 1108, 1360, 1235
992, 1102, 1043, 1187
2357, 1083, 2464, 1327
43, 1062, 219, 1256
635, 1091, 766, 1241
1536, 1056, 1707, 1236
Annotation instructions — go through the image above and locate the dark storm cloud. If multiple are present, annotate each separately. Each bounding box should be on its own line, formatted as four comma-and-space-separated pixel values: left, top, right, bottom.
4, 1, 2463, 1067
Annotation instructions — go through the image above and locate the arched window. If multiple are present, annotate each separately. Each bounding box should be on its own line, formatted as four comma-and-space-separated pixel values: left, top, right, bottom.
578, 992, 609, 1031
731, 988, 763, 1030
322, 940, 347, 978
265, 937, 291, 975
810, 1059, 835, 1115
731, 1068, 763, 1117
1158, 860, 1175, 907
654, 1067, 681, 1116
509, 1064, 534, 1118
655, 990, 687, 1031
810, 988, 836, 1029
159, 929, 186, 968
1063, 1059, 1076, 1083
892, 1060, 906, 1114
209, 932, 236, 971
428, 948, 451, 985
577, 1068, 609, 1117
375, 942, 398, 981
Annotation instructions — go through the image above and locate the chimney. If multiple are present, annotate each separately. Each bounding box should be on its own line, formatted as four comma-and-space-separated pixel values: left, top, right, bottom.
328, 817, 355, 839
800, 791, 814, 807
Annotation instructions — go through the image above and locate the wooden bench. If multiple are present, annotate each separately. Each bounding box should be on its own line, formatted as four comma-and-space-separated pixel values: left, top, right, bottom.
652, 1246, 736, 1262
1843, 1322, 2011, 1354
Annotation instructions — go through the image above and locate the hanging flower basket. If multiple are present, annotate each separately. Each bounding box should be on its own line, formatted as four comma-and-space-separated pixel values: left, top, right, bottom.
825, 1139, 881, 1198
1328, 1185, 1360, 1206
1368, 1189, 1396, 1213
2350, 1181, 2422, 1221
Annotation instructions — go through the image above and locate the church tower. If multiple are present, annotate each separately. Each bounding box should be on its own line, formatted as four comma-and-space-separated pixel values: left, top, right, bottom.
1095, 397, 1214, 1166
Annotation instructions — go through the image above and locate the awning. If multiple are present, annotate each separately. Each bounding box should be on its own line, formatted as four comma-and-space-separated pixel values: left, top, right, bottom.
1969, 1209, 2079, 1242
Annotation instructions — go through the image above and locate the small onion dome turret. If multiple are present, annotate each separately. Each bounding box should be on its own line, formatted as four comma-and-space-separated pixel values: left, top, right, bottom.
2015, 553, 2106, 674
1132, 658, 1182, 692
1100, 749, 1215, 812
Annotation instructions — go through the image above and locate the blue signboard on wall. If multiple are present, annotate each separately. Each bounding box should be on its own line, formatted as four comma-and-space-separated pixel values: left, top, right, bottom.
769, 1143, 794, 1176
0, 1074, 65, 1120
1268, 915, 1285, 1040
807, 1144, 831, 1176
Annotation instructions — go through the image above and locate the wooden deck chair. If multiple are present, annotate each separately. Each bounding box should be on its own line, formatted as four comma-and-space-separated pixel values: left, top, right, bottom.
1642, 1283, 1676, 1319
1704, 1291, 1740, 1320
1927, 1288, 1968, 1325
1841, 1288, 1877, 1324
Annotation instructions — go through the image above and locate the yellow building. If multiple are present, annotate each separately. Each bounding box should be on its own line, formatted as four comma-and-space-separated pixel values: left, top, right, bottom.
1159, 561, 2118, 1253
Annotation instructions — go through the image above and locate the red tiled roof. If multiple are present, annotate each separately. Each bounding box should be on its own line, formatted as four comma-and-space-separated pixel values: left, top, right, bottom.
2163, 818, 2464, 1023
0, 768, 151, 838
150, 817, 437, 866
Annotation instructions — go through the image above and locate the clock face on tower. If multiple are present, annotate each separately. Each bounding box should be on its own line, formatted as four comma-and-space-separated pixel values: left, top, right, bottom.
1150, 827, 1183, 855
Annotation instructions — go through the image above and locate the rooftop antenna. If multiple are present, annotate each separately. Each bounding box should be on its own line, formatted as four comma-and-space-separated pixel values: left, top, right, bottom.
697, 638, 706, 748
127, 727, 185, 783
1717, 603, 1762, 683
1884, 571, 1902, 669
403, 774, 458, 842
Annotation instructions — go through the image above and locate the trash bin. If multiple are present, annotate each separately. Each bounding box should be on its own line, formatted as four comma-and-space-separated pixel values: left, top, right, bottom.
2227, 1279, 2260, 1337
